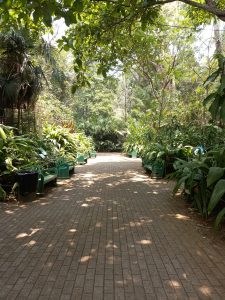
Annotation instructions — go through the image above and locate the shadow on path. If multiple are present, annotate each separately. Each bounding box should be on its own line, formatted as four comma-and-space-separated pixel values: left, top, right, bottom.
0, 153, 225, 299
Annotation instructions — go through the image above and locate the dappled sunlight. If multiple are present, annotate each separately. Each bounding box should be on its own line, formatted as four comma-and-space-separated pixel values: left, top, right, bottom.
33, 199, 50, 206
115, 280, 125, 287
129, 174, 149, 182
107, 255, 115, 264
199, 285, 213, 296
106, 241, 118, 249
25, 240, 36, 247
82, 172, 95, 178
91, 248, 96, 254
80, 196, 104, 208
169, 280, 182, 287
61, 197, 71, 201
80, 181, 94, 188
16, 232, 28, 238
1, 153, 225, 299
136, 239, 152, 245
39, 202, 50, 206
16, 228, 42, 239
175, 213, 190, 220
4, 210, 15, 215
159, 213, 191, 222
129, 219, 153, 228
95, 222, 102, 228
30, 228, 41, 235
85, 196, 102, 203
68, 229, 77, 233
80, 255, 92, 263
129, 221, 142, 227
46, 262, 53, 268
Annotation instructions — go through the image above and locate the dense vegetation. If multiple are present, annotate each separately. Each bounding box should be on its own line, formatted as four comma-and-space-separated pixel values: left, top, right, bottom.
1, 1, 225, 226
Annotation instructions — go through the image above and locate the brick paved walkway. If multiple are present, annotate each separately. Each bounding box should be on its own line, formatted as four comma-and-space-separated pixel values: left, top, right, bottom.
1, 153, 225, 300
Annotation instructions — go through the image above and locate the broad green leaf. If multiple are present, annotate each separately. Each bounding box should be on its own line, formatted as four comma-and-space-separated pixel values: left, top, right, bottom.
173, 175, 189, 194
203, 93, 217, 106
0, 186, 6, 201
43, 11, 52, 27
0, 127, 6, 141
217, 54, 225, 69
33, 8, 41, 23
74, 0, 83, 12
220, 100, 225, 120
194, 191, 203, 215
209, 96, 220, 119
218, 75, 225, 96
63, 11, 77, 26
208, 179, 225, 214
63, 44, 70, 51
214, 207, 225, 229
71, 84, 77, 94
204, 69, 220, 87
75, 57, 82, 68
64, 0, 73, 7
207, 167, 225, 187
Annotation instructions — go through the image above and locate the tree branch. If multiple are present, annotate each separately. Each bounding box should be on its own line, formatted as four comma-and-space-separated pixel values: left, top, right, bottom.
152, 0, 225, 21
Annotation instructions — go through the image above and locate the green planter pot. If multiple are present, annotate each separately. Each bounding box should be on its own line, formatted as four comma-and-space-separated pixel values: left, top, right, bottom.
151, 160, 165, 179
16, 171, 38, 195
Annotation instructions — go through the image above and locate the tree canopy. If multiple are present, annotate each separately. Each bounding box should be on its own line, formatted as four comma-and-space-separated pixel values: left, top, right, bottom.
1, 0, 224, 88
1, 0, 225, 27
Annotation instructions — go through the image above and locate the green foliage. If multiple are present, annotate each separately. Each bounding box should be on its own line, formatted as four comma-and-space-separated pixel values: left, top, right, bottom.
171, 146, 225, 228
42, 124, 78, 160
208, 179, 225, 214
207, 167, 225, 187
214, 207, 225, 229
0, 125, 41, 174
172, 157, 210, 217
123, 115, 156, 155
203, 55, 225, 122
0, 29, 43, 110
42, 123, 93, 160
73, 76, 126, 151
0, 185, 7, 201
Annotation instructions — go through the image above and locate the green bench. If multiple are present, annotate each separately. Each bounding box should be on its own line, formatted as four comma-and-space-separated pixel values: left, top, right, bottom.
129, 149, 138, 158
90, 150, 97, 158
143, 158, 165, 179
56, 158, 75, 179
36, 167, 58, 195
77, 153, 88, 165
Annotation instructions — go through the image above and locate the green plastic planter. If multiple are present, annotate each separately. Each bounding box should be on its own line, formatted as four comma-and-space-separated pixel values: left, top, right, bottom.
151, 160, 165, 179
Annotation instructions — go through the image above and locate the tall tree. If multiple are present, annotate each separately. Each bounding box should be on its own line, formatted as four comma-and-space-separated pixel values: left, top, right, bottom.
1, 1, 224, 88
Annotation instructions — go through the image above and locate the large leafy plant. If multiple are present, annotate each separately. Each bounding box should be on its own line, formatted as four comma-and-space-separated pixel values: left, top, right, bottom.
42, 124, 78, 160
0, 125, 40, 174
0, 30, 43, 116
172, 147, 225, 228
172, 158, 210, 218
203, 54, 225, 121
42, 124, 94, 160
0, 124, 41, 200
123, 116, 156, 156
205, 148, 225, 227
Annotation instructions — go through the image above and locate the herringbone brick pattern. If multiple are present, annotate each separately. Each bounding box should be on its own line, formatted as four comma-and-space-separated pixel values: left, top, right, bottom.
0, 153, 225, 299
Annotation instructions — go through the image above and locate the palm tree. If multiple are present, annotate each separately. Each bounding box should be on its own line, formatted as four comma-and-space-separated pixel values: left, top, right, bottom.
0, 30, 42, 131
